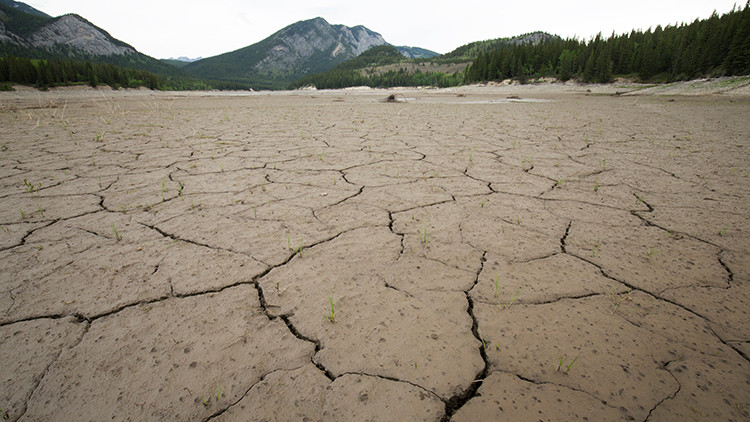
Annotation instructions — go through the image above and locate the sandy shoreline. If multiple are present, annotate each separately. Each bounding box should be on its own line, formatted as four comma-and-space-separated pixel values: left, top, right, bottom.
0, 86, 748, 420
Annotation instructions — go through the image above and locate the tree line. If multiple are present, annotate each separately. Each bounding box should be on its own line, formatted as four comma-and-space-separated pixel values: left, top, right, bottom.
465, 3, 750, 83
0, 55, 162, 90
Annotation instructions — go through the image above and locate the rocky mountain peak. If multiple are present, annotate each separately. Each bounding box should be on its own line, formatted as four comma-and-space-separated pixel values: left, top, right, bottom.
29, 14, 136, 56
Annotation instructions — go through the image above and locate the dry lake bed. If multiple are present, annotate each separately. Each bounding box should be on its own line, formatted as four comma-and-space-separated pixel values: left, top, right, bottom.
0, 84, 748, 421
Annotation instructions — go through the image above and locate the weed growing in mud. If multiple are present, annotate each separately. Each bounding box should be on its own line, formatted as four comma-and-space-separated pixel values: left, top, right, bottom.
112, 223, 122, 241
496, 341, 501, 350
325, 295, 336, 323
178, 182, 184, 197
594, 181, 600, 192
647, 248, 655, 259
557, 354, 579, 374
480, 198, 487, 207
275, 282, 289, 296
418, 222, 429, 246
719, 228, 727, 236
216, 382, 222, 400
494, 275, 501, 298
591, 239, 601, 257
94, 131, 105, 142
35, 204, 44, 217
498, 288, 520, 310
609, 286, 632, 313
19, 208, 26, 219
23, 178, 41, 194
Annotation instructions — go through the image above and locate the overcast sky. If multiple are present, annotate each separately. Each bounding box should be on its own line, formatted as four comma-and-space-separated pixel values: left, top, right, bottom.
27, 1, 742, 59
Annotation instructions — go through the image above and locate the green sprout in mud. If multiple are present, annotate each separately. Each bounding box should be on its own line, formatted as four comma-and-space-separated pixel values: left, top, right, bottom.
591, 239, 601, 257
35, 204, 44, 217
178, 182, 184, 197
23, 178, 42, 194
325, 295, 336, 323
493, 275, 501, 298
275, 282, 289, 296
594, 181, 600, 192
481, 338, 488, 349
216, 382, 222, 400
161, 180, 167, 200
480, 198, 486, 207
94, 131, 105, 142
647, 248, 655, 259
496, 341, 501, 350
418, 222, 429, 246
557, 354, 579, 374
19, 208, 26, 219
719, 228, 727, 236
202, 395, 209, 407
0, 225, 7, 233
0, 406, 8, 420
602, 159, 606, 171
112, 223, 122, 241
498, 288, 520, 310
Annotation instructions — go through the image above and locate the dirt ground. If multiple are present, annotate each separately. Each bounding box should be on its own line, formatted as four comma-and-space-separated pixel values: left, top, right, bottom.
0, 83, 748, 421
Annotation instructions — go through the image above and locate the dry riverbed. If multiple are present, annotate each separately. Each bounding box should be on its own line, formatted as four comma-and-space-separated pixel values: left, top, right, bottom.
0, 84, 748, 421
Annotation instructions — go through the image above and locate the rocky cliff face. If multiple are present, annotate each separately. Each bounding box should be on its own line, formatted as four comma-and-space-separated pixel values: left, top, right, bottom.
252, 17, 386, 74
0, 6, 136, 57
28, 15, 136, 56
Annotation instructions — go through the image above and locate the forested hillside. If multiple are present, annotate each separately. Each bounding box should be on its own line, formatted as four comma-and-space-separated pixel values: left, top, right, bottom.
464, 3, 750, 83
288, 45, 464, 89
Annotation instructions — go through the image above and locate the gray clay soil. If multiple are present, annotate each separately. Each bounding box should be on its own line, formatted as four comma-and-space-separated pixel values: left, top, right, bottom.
0, 86, 748, 421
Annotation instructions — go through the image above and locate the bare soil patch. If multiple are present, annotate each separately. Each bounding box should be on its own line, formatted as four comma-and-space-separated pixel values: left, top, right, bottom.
1, 86, 748, 420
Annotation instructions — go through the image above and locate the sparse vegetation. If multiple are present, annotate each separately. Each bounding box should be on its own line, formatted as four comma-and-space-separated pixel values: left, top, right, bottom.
325, 295, 336, 323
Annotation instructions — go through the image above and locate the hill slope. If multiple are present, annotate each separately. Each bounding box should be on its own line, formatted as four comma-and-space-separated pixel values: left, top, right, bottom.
0, 3, 185, 77
183, 17, 388, 89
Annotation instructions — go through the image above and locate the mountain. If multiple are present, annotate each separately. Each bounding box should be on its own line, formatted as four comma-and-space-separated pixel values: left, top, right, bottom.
0, 0, 49, 18
0, 2, 185, 77
442, 31, 557, 60
161, 56, 202, 69
395, 46, 439, 59
168, 56, 202, 62
183, 17, 388, 89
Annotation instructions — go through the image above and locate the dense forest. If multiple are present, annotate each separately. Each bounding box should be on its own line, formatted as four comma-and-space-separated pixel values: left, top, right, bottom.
0, 56, 251, 91
0, 56, 161, 90
465, 3, 750, 83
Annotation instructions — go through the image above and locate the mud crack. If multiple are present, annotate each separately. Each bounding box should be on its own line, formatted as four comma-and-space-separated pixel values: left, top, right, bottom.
443, 251, 488, 419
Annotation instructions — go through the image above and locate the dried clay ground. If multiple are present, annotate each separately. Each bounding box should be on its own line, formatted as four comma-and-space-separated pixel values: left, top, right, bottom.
1, 84, 749, 421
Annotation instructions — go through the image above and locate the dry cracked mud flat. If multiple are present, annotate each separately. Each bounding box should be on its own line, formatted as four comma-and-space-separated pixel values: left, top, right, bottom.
0, 86, 748, 421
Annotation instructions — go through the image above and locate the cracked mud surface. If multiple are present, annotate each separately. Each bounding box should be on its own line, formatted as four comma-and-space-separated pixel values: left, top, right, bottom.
1, 87, 748, 421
